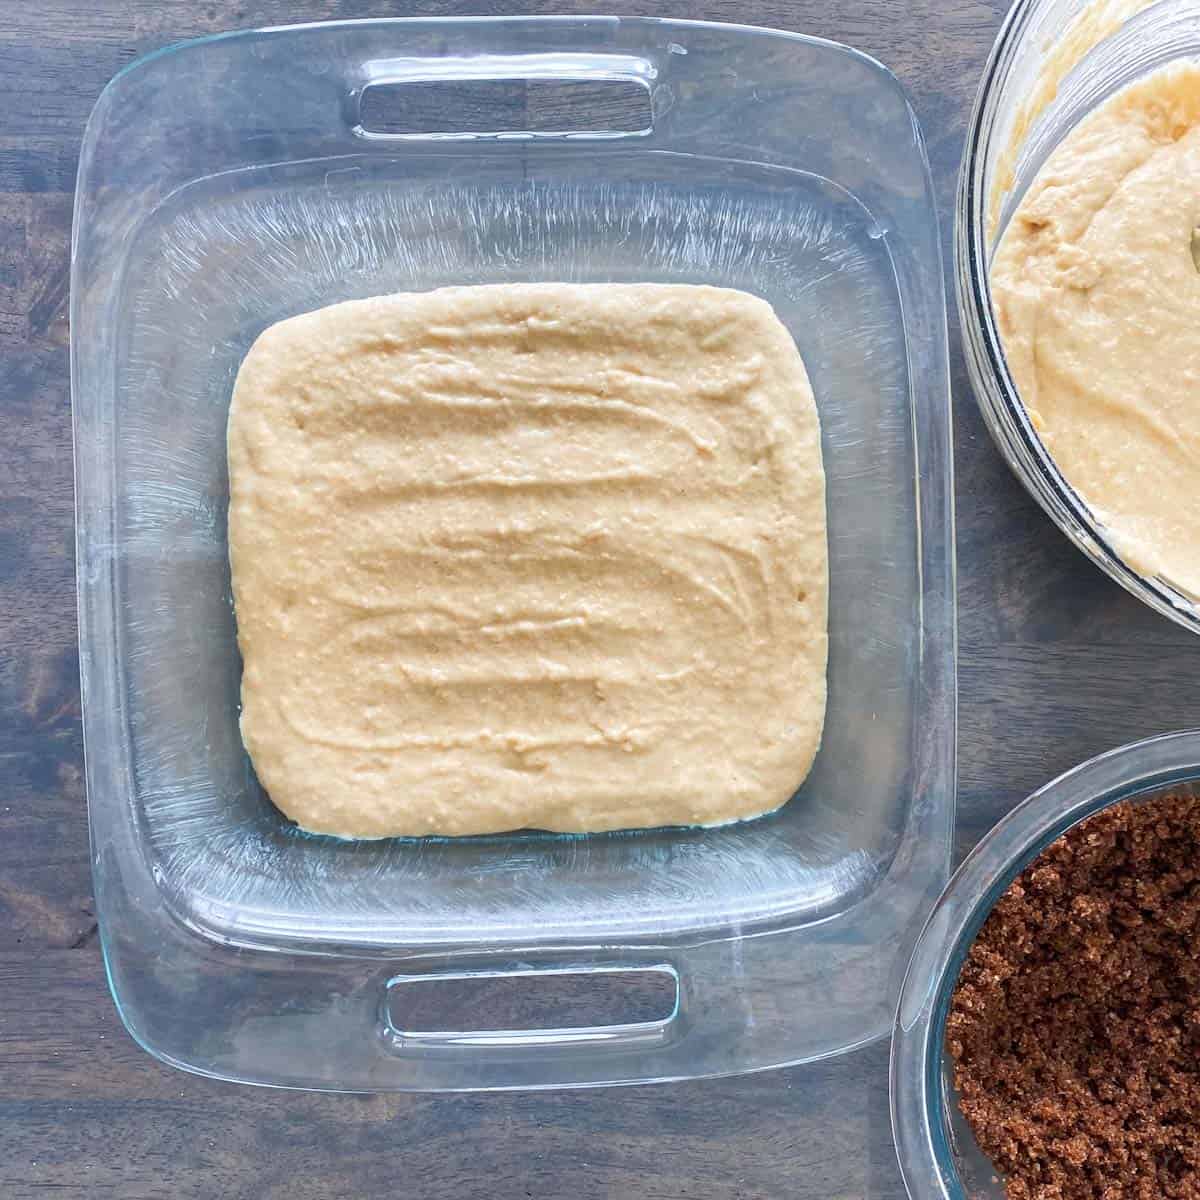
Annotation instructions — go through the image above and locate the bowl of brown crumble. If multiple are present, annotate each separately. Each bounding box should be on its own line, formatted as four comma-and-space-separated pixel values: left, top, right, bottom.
891, 729, 1200, 1200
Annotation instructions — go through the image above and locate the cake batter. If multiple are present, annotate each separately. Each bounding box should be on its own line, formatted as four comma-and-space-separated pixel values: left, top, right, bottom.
993, 64, 1200, 595
227, 283, 827, 837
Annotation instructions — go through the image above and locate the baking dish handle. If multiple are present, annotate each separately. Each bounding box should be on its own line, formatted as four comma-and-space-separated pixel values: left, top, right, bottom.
378, 962, 684, 1059
347, 51, 660, 141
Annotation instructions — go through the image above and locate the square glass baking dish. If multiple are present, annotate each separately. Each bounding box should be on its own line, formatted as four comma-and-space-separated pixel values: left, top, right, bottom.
73, 15, 955, 1091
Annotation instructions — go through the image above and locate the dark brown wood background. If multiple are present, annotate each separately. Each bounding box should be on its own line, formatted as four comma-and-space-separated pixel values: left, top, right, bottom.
6, 0, 1200, 1196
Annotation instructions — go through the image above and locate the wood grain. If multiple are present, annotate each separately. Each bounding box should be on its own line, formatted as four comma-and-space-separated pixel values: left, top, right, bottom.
8, 0, 1200, 1196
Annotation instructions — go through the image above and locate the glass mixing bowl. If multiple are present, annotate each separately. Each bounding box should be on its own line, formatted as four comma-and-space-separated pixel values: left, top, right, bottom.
956, 0, 1200, 635
890, 728, 1200, 1199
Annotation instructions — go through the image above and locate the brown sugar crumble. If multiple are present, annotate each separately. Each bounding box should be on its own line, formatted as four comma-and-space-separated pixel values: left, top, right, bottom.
947, 794, 1200, 1200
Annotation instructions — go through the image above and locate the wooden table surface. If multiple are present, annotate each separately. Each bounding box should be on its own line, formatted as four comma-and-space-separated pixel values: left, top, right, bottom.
6, 0, 1200, 1196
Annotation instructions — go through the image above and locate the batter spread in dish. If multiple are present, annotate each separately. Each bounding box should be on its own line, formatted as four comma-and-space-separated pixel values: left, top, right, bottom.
227, 283, 827, 838
992, 64, 1200, 595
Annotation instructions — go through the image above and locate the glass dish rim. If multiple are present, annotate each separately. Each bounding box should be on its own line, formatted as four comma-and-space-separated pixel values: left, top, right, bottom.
955, 0, 1200, 637
889, 726, 1200, 1200
98, 11, 906, 103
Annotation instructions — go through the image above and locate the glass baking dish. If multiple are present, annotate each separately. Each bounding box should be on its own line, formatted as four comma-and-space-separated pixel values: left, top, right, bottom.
891, 729, 1200, 1199
73, 15, 955, 1091
957, 0, 1200, 634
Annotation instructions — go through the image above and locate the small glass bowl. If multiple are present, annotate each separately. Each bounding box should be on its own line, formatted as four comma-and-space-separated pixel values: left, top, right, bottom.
957, 0, 1200, 635
890, 728, 1200, 1199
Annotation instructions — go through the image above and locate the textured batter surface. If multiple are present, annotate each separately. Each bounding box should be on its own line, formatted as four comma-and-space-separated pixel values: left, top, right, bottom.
227, 283, 827, 837
986, 0, 1155, 236
948, 795, 1200, 1200
992, 64, 1200, 595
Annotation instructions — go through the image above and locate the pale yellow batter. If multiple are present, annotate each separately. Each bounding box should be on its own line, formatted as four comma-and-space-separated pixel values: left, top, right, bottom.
228, 284, 828, 838
988, 0, 1156, 236
992, 64, 1200, 595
